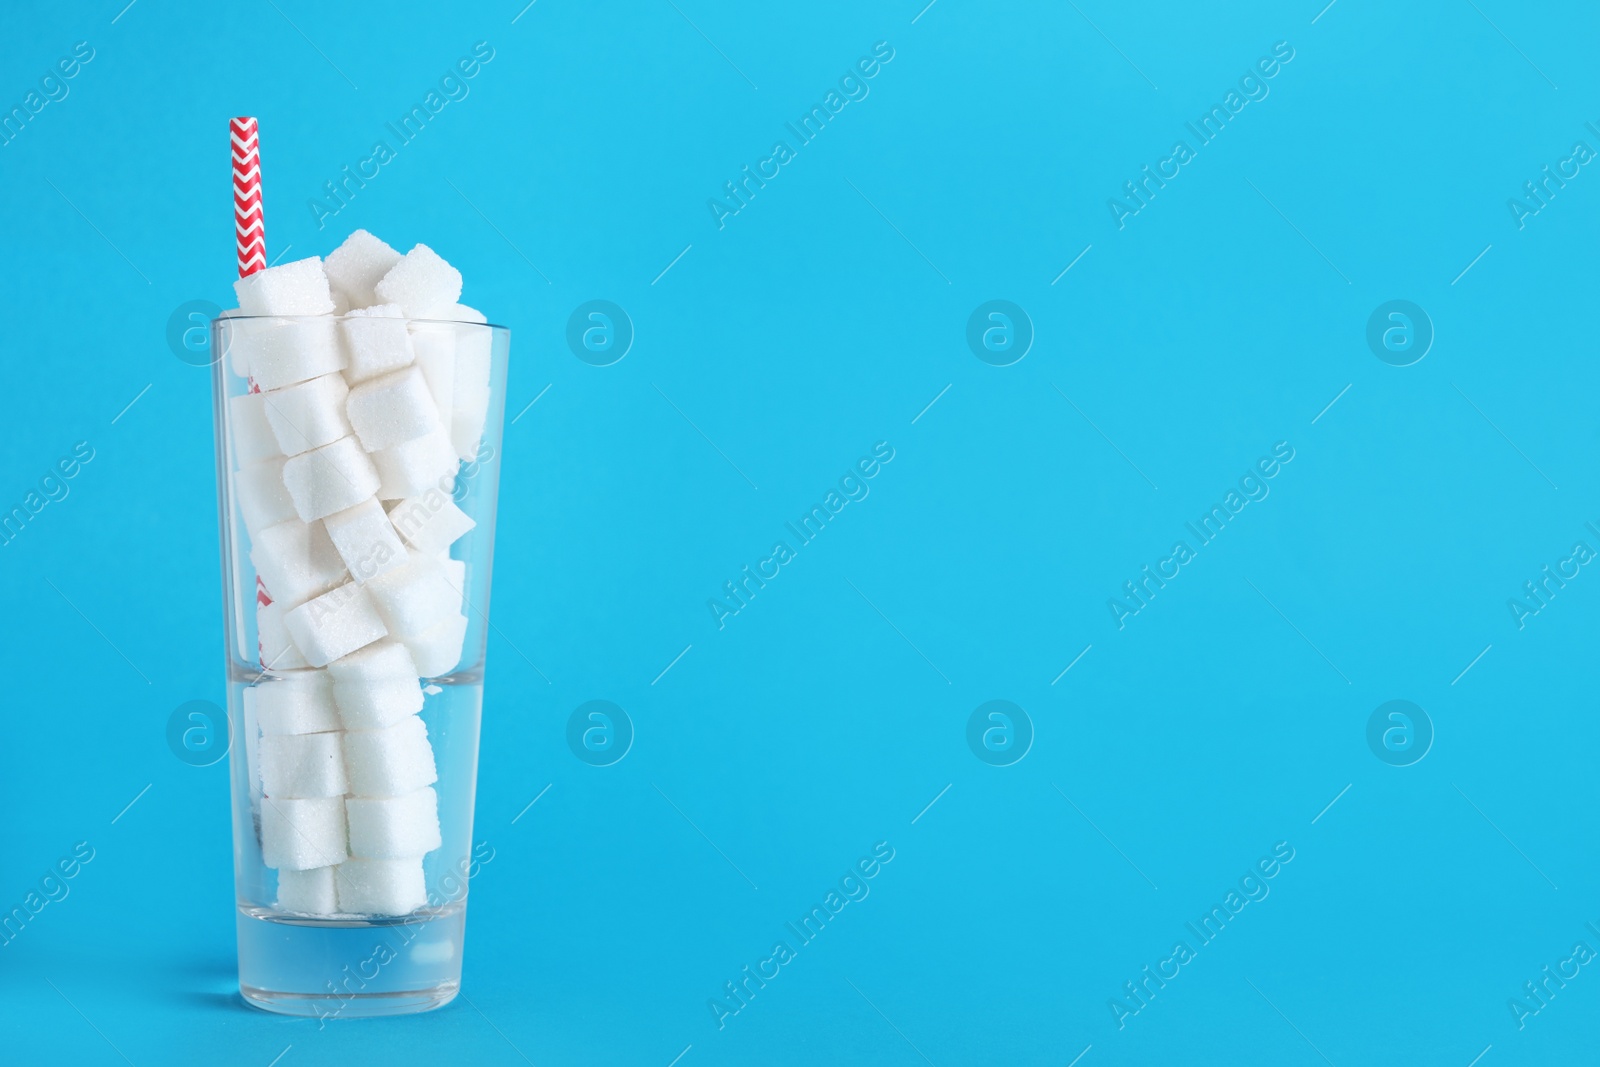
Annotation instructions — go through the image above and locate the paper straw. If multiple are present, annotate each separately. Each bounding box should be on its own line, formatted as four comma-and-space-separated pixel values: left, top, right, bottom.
231, 117, 275, 625
231, 116, 264, 278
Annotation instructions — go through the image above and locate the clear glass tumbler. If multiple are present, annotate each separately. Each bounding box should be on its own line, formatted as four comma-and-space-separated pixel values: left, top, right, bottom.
209, 313, 509, 1018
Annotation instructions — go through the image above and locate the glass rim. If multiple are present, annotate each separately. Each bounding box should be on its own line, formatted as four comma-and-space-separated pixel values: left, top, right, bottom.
212, 313, 510, 333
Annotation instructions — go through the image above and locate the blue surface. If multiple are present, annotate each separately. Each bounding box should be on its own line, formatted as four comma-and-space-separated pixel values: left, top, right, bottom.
0, 0, 1595, 1063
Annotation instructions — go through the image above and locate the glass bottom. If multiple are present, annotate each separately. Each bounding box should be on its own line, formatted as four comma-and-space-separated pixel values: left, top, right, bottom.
241, 982, 459, 1018
236, 901, 466, 1020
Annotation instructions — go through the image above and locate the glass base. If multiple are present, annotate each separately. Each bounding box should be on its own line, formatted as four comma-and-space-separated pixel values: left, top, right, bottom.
241, 981, 459, 1018
236, 902, 466, 1021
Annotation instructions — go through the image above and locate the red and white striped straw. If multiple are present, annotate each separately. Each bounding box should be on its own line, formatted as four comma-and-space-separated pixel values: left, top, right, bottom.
231, 117, 275, 630
231, 116, 264, 278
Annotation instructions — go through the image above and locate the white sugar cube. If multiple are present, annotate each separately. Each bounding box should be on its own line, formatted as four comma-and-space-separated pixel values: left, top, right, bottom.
282, 437, 380, 522
365, 556, 459, 638
347, 787, 442, 859
344, 715, 437, 797
233, 257, 336, 316
323, 499, 408, 583
219, 309, 252, 379
226, 317, 346, 392
328, 637, 421, 686
328, 639, 424, 731
450, 396, 491, 464
330, 680, 425, 733
260, 731, 348, 798
336, 857, 426, 915
455, 322, 492, 390
389, 490, 476, 556
244, 682, 264, 807
374, 244, 462, 317
405, 612, 469, 678
446, 303, 487, 324
330, 684, 423, 735
325, 230, 402, 310
228, 392, 281, 466
373, 430, 458, 500
441, 557, 467, 612
340, 305, 414, 384
283, 582, 388, 667
435, 557, 467, 620
451, 324, 493, 460
249, 670, 339, 735
257, 600, 308, 670
262, 374, 353, 457
347, 365, 440, 452
234, 457, 296, 538
250, 518, 347, 607
276, 865, 339, 915
261, 795, 348, 871
410, 322, 456, 417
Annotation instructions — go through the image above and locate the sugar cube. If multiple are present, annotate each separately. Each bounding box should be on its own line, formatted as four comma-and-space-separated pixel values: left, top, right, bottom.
366, 556, 460, 639
454, 322, 492, 390
346, 787, 442, 859
347, 365, 440, 452
405, 612, 469, 678
276, 865, 339, 915
340, 305, 415, 384
446, 303, 487, 324
250, 518, 347, 608
373, 430, 458, 501
388, 490, 475, 556
234, 457, 296, 538
261, 795, 348, 871
260, 731, 348, 799
409, 322, 456, 417
324, 230, 402, 310
226, 317, 347, 392
365, 556, 459, 638
343, 715, 437, 797
323, 498, 408, 583
261, 373, 353, 457
219, 309, 252, 379
283, 582, 388, 667
450, 394, 491, 464
450, 324, 492, 460
257, 600, 308, 670
233, 257, 336, 317
249, 670, 339, 735
441, 557, 467, 613
335, 857, 426, 915
228, 392, 281, 466
327, 640, 424, 731
328, 636, 420, 686
283, 437, 381, 522
242, 682, 263, 807
374, 244, 462, 317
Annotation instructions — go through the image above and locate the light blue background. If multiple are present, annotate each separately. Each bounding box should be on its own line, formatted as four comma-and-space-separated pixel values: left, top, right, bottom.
1, 0, 1596, 1063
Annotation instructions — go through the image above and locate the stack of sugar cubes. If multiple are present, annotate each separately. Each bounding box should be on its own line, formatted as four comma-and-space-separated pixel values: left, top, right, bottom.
225, 231, 490, 916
